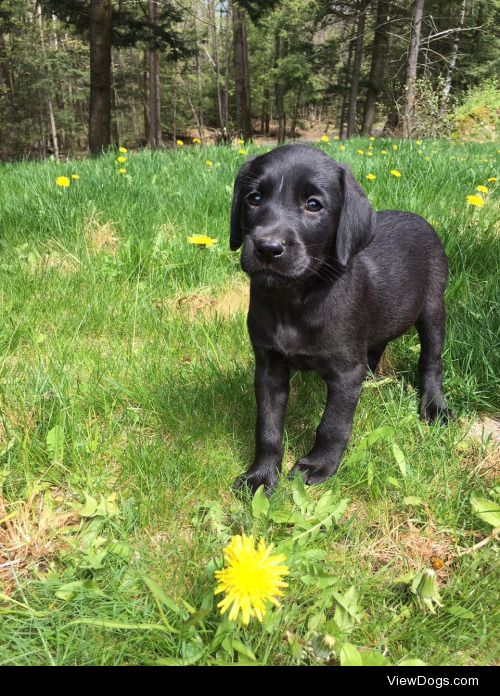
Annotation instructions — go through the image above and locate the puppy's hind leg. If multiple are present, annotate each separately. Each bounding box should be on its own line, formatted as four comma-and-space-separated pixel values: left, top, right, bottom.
367, 341, 388, 374
416, 297, 453, 423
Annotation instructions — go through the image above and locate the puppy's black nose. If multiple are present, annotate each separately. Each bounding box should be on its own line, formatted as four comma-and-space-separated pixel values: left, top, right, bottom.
255, 239, 286, 262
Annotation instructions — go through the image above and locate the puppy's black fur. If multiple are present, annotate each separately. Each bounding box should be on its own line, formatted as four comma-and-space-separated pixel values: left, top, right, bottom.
230, 144, 451, 493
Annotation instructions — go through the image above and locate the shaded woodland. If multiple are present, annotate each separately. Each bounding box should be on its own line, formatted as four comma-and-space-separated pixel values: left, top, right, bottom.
0, 0, 498, 159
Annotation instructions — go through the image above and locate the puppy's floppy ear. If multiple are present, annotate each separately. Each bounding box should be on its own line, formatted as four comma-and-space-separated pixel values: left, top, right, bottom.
230, 157, 257, 251
336, 165, 375, 267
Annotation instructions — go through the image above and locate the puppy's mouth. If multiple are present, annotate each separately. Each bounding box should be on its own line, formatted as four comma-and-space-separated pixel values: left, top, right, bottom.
245, 265, 311, 287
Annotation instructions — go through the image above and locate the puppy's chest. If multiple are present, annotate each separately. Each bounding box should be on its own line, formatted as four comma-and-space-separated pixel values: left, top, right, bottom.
248, 304, 327, 366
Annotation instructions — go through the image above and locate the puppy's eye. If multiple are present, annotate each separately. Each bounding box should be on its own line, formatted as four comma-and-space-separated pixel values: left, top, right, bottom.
246, 192, 262, 206
305, 198, 323, 212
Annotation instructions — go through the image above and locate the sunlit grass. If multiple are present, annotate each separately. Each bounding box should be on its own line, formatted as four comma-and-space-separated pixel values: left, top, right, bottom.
0, 138, 498, 665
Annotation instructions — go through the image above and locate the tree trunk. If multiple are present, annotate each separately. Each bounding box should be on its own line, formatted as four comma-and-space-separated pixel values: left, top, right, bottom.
274, 32, 286, 143
37, 3, 59, 160
402, 0, 425, 138
194, 55, 205, 143
223, 4, 230, 129
232, 2, 252, 140
261, 85, 270, 135
439, 0, 467, 117
208, 0, 224, 132
361, 0, 389, 135
148, 0, 162, 149
172, 67, 177, 145
142, 50, 150, 144
347, 0, 369, 138
290, 88, 302, 138
111, 83, 120, 145
339, 37, 354, 139
0, 33, 18, 160
89, 0, 112, 155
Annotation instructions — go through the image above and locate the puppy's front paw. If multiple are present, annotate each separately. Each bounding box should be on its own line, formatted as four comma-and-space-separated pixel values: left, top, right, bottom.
420, 401, 455, 424
288, 456, 340, 485
233, 466, 279, 495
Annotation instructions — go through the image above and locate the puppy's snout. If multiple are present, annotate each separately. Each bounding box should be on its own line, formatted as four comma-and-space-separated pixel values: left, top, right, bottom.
255, 239, 286, 262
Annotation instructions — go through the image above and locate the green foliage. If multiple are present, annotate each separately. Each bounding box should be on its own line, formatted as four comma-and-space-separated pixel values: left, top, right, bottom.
402, 78, 454, 139
452, 79, 500, 141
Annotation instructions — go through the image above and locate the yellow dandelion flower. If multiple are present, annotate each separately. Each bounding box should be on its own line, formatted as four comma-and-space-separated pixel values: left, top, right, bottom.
214, 534, 289, 625
369, 136, 375, 141
487, 177, 497, 183
206, 160, 213, 167
334, 135, 340, 141
381, 149, 388, 155
55, 176, 70, 188
239, 149, 247, 155
339, 145, 346, 151
119, 146, 128, 153
476, 185, 488, 193
466, 194, 485, 207
416, 140, 422, 145
392, 144, 398, 151
367, 152, 373, 156
176, 139, 184, 146
117, 156, 127, 163
390, 169, 401, 178
193, 137, 201, 144
237, 138, 245, 145
366, 173, 376, 181
118, 168, 126, 174
356, 149, 364, 155
187, 234, 217, 248
320, 134, 329, 143
71, 174, 80, 180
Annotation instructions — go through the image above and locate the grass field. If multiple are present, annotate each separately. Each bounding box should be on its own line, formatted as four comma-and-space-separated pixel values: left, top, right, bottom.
0, 138, 498, 666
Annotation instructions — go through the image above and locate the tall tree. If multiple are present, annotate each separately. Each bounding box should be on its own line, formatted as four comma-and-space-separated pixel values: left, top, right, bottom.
274, 29, 285, 143
208, 0, 225, 133
232, 1, 252, 140
88, 0, 112, 154
439, 0, 467, 116
347, 0, 369, 138
148, 0, 161, 148
36, 2, 59, 159
361, 0, 389, 135
402, 0, 425, 137
0, 22, 18, 159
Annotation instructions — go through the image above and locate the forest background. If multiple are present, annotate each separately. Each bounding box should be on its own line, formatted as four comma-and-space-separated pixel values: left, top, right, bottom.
0, 0, 499, 160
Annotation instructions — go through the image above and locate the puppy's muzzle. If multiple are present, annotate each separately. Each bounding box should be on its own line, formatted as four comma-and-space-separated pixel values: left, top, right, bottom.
255, 238, 286, 263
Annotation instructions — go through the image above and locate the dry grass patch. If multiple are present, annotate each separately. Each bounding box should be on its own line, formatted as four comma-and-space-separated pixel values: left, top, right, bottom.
351, 504, 455, 578
167, 279, 249, 320
18, 243, 81, 275
211, 279, 249, 319
39, 250, 81, 274
456, 420, 500, 483
467, 415, 500, 445
84, 211, 119, 255
0, 488, 78, 592
466, 444, 500, 484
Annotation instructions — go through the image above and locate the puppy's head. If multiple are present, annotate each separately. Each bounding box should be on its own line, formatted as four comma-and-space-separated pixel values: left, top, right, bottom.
230, 145, 375, 285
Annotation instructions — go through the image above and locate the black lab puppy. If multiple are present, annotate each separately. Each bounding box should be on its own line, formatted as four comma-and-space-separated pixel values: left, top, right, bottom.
230, 144, 452, 493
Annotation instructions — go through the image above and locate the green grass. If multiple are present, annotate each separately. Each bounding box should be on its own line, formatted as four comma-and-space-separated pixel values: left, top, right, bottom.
0, 138, 498, 666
